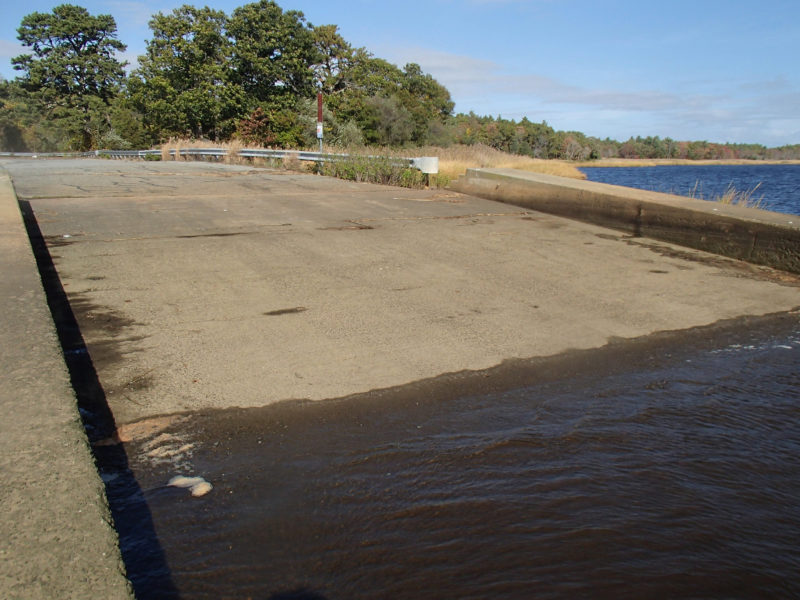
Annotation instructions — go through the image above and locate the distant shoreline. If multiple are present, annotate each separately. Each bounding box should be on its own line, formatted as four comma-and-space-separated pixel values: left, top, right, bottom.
577, 158, 800, 168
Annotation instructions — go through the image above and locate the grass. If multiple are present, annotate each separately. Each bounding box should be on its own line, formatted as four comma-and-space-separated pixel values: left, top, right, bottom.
712, 182, 765, 209
157, 139, 587, 188
684, 180, 766, 209
317, 154, 429, 188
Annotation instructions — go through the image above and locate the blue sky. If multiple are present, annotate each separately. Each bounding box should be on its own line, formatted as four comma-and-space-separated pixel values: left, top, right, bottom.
2, 0, 798, 146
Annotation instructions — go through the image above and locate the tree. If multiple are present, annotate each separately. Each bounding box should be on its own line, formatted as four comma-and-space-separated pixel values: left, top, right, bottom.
129, 1, 319, 142
362, 95, 415, 146
128, 5, 245, 140
0, 78, 75, 151
312, 24, 355, 95
236, 105, 305, 148
397, 62, 454, 143
0, 79, 29, 151
313, 48, 453, 147
12, 4, 127, 150
228, 0, 317, 111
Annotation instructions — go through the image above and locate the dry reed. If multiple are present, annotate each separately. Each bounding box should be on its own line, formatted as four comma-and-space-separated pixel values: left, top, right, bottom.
224, 139, 242, 165
390, 144, 586, 181
684, 180, 765, 209
714, 182, 765, 209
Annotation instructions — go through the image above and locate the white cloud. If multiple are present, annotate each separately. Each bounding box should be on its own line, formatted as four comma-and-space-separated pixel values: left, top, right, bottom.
378, 44, 799, 145
0, 39, 23, 60
738, 76, 791, 93
107, 1, 155, 27
386, 46, 693, 114
0, 39, 23, 78
118, 50, 140, 72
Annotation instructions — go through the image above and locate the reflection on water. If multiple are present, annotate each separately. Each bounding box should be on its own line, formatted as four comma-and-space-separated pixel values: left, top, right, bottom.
121, 323, 800, 599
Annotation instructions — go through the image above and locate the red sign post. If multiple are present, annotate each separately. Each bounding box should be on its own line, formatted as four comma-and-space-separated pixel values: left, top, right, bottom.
316, 92, 323, 152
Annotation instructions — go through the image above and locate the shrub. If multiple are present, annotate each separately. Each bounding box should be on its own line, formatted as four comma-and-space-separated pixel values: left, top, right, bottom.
319, 155, 428, 188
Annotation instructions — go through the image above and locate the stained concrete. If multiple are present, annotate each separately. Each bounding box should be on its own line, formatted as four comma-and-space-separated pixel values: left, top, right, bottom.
3, 158, 798, 429
450, 168, 800, 273
0, 167, 132, 599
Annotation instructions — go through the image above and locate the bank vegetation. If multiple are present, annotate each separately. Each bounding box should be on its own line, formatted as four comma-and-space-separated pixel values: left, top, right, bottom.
2, 1, 798, 168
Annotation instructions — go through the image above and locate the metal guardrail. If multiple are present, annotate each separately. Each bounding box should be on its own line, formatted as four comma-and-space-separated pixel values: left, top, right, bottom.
100, 147, 440, 174
0, 148, 439, 173
0, 151, 97, 158
98, 149, 161, 159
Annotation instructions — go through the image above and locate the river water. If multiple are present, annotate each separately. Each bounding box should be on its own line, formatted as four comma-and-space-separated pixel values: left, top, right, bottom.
580, 164, 800, 216
112, 315, 800, 600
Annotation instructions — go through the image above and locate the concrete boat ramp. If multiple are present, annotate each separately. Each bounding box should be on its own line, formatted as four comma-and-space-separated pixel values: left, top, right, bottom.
1, 158, 798, 598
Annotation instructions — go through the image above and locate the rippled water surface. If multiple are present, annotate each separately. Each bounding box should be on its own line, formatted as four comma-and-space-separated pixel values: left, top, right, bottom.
121, 324, 800, 599
580, 164, 800, 216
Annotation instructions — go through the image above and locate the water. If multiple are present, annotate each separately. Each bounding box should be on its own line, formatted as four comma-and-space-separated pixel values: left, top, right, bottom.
116, 318, 800, 599
579, 164, 800, 216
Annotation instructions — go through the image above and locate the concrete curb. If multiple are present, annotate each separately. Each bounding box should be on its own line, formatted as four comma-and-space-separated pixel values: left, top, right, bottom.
450, 168, 800, 274
0, 168, 133, 599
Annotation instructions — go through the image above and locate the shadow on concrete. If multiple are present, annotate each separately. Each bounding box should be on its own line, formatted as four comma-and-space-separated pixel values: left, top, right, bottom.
19, 200, 179, 599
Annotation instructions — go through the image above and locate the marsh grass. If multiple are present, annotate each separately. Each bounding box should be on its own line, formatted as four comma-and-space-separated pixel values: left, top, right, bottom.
405, 144, 586, 181
714, 182, 765, 209
686, 180, 765, 209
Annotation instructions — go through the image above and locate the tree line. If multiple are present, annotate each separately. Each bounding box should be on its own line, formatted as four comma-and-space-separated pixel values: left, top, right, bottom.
1, 2, 454, 152
2, 2, 798, 161
449, 113, 800, 161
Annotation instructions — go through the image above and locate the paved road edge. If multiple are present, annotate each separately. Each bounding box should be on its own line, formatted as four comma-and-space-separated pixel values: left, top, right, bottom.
0, 167, 133, 599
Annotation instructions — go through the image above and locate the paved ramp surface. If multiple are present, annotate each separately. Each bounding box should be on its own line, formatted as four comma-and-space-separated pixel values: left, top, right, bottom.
4, 158, 798, 425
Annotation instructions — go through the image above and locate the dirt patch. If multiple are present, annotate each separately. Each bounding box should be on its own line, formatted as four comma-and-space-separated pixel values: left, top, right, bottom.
264, 307, 308, 316
176, 231, 258, 239
595, 233, 623, 241
318, 223, 375, 231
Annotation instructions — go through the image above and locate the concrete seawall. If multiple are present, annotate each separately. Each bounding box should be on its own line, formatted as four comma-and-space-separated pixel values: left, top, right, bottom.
450, 168, 800, 274
0, 168, 132, 599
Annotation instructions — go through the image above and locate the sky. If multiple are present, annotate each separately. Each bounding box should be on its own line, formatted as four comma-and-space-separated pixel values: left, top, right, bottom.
2, 0, 799, 146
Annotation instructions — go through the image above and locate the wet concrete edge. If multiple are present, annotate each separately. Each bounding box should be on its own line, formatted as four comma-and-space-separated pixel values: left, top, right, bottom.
177, 308, 800, 439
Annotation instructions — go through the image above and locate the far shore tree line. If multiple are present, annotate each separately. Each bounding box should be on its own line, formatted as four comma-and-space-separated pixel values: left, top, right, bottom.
2, 2, 798, 162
